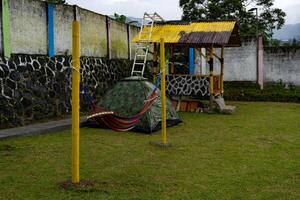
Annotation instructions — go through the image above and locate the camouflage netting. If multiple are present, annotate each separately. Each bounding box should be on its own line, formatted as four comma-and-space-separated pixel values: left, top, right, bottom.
88, 76, 182, 133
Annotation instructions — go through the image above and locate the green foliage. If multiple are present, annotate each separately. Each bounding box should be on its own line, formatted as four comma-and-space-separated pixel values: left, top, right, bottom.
179, 0, 286, 40
281, 38, 300, 47
1, 102, 300, 199
265, 38, 300, 47
114, 13, 127, 23
268, 39, 281, 47
224, 81, 300, 102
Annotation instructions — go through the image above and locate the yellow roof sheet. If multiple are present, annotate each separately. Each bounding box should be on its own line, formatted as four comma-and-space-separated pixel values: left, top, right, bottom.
132, 21, 236, 44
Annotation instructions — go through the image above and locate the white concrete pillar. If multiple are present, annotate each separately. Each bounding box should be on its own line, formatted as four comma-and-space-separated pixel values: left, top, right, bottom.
257, 35, 264, 89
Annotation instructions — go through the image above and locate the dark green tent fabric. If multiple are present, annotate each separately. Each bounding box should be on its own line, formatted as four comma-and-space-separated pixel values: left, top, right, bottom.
91, 77, 181, 133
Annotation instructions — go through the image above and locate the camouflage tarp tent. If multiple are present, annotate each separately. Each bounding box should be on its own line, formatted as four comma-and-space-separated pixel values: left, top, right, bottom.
87, 77, 181, 133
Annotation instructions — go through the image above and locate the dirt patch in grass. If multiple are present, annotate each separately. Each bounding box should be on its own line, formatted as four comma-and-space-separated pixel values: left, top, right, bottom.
58, 179, 121, 193
0, 144, 15, 151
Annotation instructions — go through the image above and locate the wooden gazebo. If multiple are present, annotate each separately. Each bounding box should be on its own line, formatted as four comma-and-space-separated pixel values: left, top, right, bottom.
133, 20, 241, 110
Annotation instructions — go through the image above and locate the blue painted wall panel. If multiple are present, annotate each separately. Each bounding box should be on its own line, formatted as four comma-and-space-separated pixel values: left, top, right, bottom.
189, 48, 194, 74
47, 4, 54, 57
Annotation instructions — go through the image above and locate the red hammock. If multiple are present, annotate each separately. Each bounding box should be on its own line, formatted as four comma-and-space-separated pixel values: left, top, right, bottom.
87, 90, 158, 131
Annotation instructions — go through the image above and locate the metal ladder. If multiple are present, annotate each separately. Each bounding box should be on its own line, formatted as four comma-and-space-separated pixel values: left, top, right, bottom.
131, 12, 164, 77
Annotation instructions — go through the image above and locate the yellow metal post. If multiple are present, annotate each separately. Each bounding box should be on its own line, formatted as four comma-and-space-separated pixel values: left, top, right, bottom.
220, 46, 224, 94
72, 20, 80, 184
160, 38, 167, 145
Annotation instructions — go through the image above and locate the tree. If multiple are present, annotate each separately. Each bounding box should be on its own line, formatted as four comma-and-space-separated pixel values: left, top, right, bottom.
114, 13, 127, 23
179, 0, 286, 40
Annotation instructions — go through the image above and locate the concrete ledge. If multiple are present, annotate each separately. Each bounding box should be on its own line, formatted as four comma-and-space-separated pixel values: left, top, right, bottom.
0, 117, 87, 140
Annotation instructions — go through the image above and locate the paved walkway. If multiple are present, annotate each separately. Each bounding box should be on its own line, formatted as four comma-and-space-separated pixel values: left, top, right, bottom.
0, 117, 86, 139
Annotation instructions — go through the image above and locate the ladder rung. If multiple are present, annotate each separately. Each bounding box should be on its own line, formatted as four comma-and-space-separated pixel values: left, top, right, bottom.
132, 71, 143, 73
138, 40, 150, 42
134, 63, 145, 65
137, 46, 148, 49
136, 54, 146, 57
144, 16, 153, 18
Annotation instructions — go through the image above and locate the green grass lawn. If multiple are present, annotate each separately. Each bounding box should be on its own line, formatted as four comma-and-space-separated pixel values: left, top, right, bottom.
0, 102, 299, 200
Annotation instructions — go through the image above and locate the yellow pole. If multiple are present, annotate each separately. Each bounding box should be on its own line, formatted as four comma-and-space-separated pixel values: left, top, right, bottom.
160, 38, 167, 145
72, 20, 80, 184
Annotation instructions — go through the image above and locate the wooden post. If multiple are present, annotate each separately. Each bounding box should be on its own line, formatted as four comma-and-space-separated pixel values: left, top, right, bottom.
220, 46, 224, 95
209, 47, 214, 109
153, 43, 158, 80
170, 44, 174, 74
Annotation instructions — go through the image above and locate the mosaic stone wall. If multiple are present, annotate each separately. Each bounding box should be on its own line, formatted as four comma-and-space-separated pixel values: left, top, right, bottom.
166, 75, 210, 96
0, 54, 133, 128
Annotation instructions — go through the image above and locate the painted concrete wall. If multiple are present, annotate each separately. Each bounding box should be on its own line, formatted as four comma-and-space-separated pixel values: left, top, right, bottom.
211, 39, 300, 85
2, 0, 133, 58
110, 20, 128, 59
10, 0, 47, 54
53, 4, 73, 55
130, 26, 140, 60
79, 8, 107, 57
264, 48, 300, 85
213, 38, 257, 82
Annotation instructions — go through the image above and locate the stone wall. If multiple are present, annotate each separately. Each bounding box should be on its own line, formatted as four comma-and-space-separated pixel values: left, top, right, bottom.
0, 55, 132, 128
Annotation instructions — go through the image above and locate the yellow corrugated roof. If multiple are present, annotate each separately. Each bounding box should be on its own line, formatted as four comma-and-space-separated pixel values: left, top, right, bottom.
132, 21, 236, 44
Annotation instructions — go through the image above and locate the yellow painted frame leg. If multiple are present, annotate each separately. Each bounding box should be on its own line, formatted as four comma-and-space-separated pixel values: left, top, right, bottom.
160, 38, 167, 145
72, 20, 80, 184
